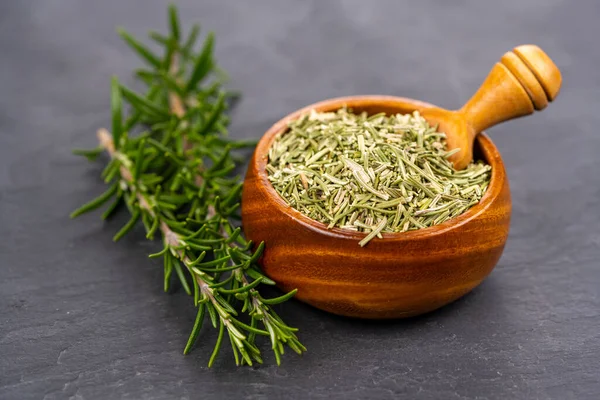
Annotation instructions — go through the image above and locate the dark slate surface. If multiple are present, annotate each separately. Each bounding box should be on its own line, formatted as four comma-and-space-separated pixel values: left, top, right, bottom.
1, 1, 599, 399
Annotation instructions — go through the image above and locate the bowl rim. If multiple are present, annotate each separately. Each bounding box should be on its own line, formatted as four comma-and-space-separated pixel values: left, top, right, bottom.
251, 95, 507, 242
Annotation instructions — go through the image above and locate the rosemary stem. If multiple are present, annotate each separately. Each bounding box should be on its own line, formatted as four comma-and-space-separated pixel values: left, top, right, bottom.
167, 52, 213, 213
168, 54, 186, 119
74, 9, 305, 365
98, 127, 246, 352
98, 128, 213, 289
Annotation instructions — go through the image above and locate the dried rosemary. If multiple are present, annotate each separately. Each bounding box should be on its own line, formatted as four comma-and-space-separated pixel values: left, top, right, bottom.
267, 108, 492, 246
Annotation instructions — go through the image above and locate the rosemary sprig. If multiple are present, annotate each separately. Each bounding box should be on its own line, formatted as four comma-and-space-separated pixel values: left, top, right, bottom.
72, 4, 304, 366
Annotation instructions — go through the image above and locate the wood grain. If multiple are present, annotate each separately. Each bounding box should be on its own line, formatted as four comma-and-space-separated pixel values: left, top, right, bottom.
422, 44, 562, 170
242, 96, 511, 319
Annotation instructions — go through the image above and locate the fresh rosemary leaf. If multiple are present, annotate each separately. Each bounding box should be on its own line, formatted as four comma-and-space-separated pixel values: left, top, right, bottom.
207, 320, 225, 367
118, 28, 162, 68
113, 209, 140, 242
164, 252, 174, 292
120, 85, 170, 119
133, 138, 146, 179
209, 274, 234, 289
206, 302, 218, 328
259, 289, 299, 305
246, 268, 276, 285
249, 242, 265, 264
111, 77, 123, 149
218, 278, 262, 294
72, 147, 103, 161
194, 263, 242, 273
148, 246, 169, 258
102, 193, 123, 220
209, 146, 231, 173
183, 304, 206, 354
148, 30, 170, 47
70, 183, 118, 218
197, 92, 226, 137
231, 319, 269, 336
172, 257, 192, 295
185, 32, 214, 92
159, 70, 185, 96
146, 215, 160, 239
190, 255, 228, 268
183, 24, 200, 54
168, 3, 180, 41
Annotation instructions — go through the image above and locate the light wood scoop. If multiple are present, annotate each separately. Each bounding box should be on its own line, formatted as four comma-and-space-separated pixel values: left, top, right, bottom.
242, 43, 563, 319
422, 44, 562, 169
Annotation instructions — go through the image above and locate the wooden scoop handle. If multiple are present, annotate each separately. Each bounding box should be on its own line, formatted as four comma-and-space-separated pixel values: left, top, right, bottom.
460, 44, 562, 137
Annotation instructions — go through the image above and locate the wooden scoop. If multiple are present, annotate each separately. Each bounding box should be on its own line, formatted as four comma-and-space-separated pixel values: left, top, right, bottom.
422, 44, 562, 169
242, 43, 563, 319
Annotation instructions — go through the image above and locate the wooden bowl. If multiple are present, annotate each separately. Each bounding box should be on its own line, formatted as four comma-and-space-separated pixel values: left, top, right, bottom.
241, 96, 511, 319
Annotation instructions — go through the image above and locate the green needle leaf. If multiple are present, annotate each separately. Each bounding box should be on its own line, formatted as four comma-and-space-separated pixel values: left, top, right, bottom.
148, 30, 170, 46
186, 251, 207, 266
238, 343, 253, 366
146, 215, 160, 239
133, 138, 146, 179
159, 70, 184, 96
147, 138, 184, 164
185, 242, 212, 252
161, 35, 177, 71
273, 347, 282, 366
185, 31, 214, 92
246, 269, 276, 285
118, 28, 162, 68
101, 194, 123, 220
113, 209, 141, 241
209, 146, 230, 173
189, 254, 228, 268
181, 226, 207, 241
149, 246, 169, 258
208, 274, 234, 289
259, 289, 298, 305
70, 184, 118, 218
183, 24, 200, 53
218, 278, 262, 294
168, 3, 180, 41
265, 321, 278, 351
172, 258, 192, 295
111, 76, 123, 149
208, 320, 225, 367
123, 86, 160, 132
192, 271, 200, 305
184, 304, 206, 355
228, 332, 241, 366
197, 92, 225, 137
221, 183, 243, 207
102, 160, 121, 183
72, 147, 103, 161
230, 319, 269, 336
193, 263, 242, 273
247, 318, 258, 343
249, 242, 265, 264
206, 303, 218, 328
224, 227, 242, 244
120, 85, 170, 119
164, 252, 173, 292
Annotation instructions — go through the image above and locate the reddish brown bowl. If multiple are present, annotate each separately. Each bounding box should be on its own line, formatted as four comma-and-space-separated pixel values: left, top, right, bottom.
241, 96, 511, 319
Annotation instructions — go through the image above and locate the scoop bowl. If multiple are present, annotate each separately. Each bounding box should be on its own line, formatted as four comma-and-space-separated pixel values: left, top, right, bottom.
241, 96, 511, 319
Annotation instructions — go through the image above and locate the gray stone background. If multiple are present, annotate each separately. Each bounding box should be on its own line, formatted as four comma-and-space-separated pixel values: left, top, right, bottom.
1, 1, 599, 399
